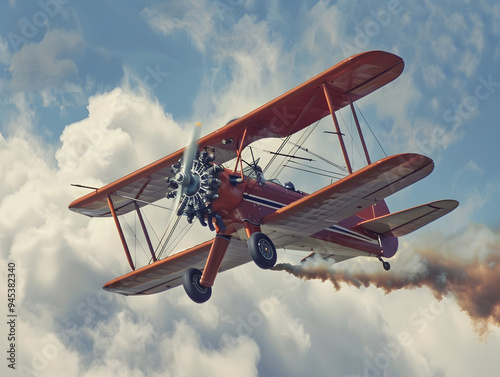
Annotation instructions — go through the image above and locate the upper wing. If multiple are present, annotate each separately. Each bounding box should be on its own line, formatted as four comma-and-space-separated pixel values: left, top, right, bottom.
103, 237, 251, 295
262, 154, 434, 246
200, 50, 403, 157
69, 50, 403, 218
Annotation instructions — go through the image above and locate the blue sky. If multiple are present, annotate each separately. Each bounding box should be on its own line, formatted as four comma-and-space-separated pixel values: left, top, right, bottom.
1, 1, 500, 376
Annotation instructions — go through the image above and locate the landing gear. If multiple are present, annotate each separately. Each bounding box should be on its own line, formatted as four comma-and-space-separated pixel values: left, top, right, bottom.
248, 232, 277, 270
378, 256, 391, 271
182, 268, 212, 304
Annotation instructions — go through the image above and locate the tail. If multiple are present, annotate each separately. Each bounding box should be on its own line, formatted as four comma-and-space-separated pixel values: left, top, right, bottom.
357, 200, 459, 257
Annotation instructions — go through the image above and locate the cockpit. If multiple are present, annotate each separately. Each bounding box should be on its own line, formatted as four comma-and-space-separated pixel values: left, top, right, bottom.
242, 158, 298, 192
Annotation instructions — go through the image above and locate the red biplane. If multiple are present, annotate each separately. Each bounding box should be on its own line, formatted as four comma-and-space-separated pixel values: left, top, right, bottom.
69, 51, 458, 303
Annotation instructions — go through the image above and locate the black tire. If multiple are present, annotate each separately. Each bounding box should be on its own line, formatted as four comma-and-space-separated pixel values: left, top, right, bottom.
383, 261, 391, 271
248, 232, 277, 270
182, 268, 212, 304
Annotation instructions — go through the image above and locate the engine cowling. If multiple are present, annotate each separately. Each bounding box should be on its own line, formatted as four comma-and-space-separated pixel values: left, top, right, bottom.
166, 150, 223, 226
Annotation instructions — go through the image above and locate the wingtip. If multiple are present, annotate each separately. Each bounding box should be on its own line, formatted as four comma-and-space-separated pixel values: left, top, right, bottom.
429, 199, 460, 211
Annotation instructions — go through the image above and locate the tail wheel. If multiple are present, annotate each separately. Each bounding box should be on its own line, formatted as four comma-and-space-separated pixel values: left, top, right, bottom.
378, 256, 391, 271
182, 268, 212, 304
248, 232, 277, 270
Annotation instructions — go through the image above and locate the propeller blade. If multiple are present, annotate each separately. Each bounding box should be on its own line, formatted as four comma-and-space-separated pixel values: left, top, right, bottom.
182, 122, 202, 181
164, 122, 202, 239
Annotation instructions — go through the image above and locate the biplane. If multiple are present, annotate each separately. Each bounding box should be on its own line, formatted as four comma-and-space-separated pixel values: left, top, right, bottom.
69, 51, 458, 303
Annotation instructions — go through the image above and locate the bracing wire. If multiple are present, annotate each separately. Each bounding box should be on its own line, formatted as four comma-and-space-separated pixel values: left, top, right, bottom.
164, 221, 194, 257
287, 160, 346, 178
270, 119, 321, 180
282, 165, 343, 180
263, 88, 321, 175
155, 215, 182, 261
338, 109, 363, 169
263, 134, 292, 175
143, 208, 161, 243
122, 215, 150, 264
355, 102, 387, 157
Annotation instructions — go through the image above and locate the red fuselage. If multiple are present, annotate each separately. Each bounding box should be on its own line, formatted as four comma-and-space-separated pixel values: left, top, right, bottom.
211, 168, 398, 260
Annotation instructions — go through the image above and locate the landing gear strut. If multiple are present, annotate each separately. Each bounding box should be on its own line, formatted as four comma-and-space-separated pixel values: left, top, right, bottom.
378, 256, 391, 271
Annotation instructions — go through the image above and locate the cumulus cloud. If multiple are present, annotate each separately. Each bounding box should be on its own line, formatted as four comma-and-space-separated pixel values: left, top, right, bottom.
163, 321, 260, 377
0, 84, 224, 376
1, 2, 499, 377
57, 86, 185, 183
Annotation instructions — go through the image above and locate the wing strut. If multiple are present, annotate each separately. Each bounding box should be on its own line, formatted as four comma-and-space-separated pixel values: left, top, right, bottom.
323, 83, 353, 174
233, 126, 248, 179
107, 196, 135, 271
134, 202, 157, 263
349, 94, 371, 165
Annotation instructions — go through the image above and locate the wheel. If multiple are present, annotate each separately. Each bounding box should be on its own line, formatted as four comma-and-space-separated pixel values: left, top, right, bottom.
383, 261, 391, 271
248, 232, 277, 270
182, 268, 212, 304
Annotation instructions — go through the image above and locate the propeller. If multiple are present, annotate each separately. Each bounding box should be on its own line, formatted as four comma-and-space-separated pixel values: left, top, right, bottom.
164, 122, 223, 229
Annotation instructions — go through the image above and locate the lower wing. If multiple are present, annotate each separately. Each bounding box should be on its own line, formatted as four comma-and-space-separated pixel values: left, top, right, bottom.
103, 238, 251, 295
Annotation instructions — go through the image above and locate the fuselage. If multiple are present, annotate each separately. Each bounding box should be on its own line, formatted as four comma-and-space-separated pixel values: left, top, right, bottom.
210, 167, 398, 260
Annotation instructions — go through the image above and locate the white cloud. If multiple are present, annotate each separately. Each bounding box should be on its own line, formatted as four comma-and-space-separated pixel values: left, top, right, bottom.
15, 321, 80, 377
257, 295, 311, 356
56, 86, 184, 183
141, 1, 215, 53
0, 36, 11, 65
163, 321, 260, 377
423, 64, 446, 88
457, 50, 481, 78
464, 159, 485, 175
186, 13, 288, 127
443, 12, 467, 35
0, 84, 197, 374
300, 1, 342, 57
430, 34, 457, 63
449, 184, 497, 232
9, 30, 85, 93
492, 3, 500, 35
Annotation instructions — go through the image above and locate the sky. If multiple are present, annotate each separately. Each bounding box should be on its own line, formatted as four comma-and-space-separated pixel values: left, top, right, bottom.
1, 0, 500, 376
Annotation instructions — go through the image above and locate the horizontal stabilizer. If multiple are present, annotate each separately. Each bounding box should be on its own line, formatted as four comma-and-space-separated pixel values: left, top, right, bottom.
357, 200, 459, 237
